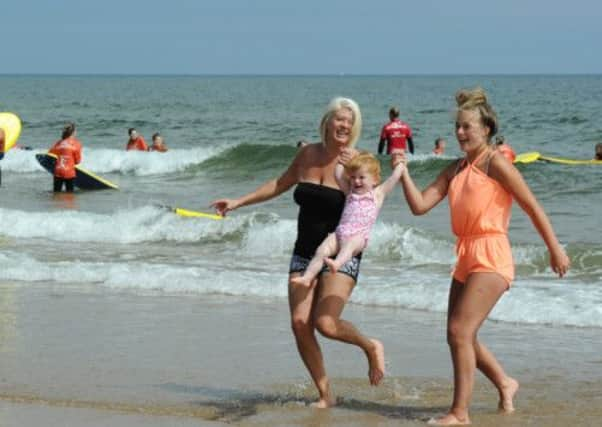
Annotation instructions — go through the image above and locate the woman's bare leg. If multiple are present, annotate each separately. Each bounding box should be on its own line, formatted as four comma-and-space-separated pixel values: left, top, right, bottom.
288, 274, 334, 407
430, 273, 508, 426
313, 272, 385, 386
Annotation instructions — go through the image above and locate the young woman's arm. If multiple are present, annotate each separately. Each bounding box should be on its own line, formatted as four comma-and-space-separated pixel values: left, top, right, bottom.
489, 154, 570, 277
398, 155, 456, 215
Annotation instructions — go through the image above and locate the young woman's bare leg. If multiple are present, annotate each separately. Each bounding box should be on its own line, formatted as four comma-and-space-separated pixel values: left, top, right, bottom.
430, 273, 508, 425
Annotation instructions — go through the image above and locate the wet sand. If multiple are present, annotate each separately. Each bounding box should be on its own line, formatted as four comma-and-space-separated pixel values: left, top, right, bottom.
1, 281, 601, 426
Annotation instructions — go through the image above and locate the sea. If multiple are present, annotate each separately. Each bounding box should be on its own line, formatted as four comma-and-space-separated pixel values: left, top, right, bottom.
1, 75, 601, 328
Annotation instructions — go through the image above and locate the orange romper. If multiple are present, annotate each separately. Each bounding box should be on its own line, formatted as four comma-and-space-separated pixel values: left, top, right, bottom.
448, 150, 514, 286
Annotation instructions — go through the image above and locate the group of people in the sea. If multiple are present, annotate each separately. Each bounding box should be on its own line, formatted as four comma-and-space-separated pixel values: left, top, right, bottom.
40, 125, 169, 192
211, 88, 571, 425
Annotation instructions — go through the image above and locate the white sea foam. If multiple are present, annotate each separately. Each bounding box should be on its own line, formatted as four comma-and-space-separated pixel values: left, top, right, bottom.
1, 146, 224, 176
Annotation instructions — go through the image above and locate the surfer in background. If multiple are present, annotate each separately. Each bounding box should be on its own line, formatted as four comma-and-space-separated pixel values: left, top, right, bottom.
211, 97, 386, 408
49, 123, 82, 193
126, 128, 148, 151
393, 87, 569, 425
150, 132, 168, 152
495, 135, 516, 163
433, 137, 446, 155
378, 106, 414, 155
296, 140, 310, 149
594, 143, 602, 160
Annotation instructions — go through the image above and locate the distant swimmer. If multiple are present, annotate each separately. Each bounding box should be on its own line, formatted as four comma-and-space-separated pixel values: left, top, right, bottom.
296, 140, 310, 149
432, 137, 446, 155
48, 123, 82, 193
378, 106, 414, 155
150, 132, 168, 152
126, 128, 148, 151
595, 143, 602, 160
495, 135, 516, 162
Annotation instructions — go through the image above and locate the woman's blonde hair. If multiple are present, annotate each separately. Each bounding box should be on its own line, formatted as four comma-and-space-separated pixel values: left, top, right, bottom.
345, 151, 381, 184
455, 87, 498, 141
319, 97, 362, 147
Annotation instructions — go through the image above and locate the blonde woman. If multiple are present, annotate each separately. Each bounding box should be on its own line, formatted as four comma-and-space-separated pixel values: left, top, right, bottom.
212, 97, 385, 407
394, 88, 569, 425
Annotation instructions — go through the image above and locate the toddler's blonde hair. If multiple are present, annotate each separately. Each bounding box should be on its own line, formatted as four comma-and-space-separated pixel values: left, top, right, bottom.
345, 151, 381, 184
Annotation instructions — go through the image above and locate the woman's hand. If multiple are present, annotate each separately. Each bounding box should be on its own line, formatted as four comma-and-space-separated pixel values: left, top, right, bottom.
339, 147, 359, 165
210, 198, 240, 217
550, 246, 570, 278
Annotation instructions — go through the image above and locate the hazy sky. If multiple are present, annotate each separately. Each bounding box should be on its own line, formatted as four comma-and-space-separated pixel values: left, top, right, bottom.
2, 0, 600, 74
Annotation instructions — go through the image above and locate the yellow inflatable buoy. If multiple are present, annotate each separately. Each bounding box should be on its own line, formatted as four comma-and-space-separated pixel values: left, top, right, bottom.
0, 112, 22, 158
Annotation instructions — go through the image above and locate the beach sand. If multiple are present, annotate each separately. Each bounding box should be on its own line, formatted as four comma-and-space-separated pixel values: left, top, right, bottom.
1, 281, 601, 426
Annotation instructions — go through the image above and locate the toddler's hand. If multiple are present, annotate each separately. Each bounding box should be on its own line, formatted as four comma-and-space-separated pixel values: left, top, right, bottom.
390, 150, 407, 169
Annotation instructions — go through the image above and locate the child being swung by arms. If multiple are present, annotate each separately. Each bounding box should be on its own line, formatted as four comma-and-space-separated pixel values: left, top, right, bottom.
291, 150, 405, 287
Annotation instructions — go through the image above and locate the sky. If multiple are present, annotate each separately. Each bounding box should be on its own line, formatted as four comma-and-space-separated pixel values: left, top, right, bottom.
2, 0, 601, 75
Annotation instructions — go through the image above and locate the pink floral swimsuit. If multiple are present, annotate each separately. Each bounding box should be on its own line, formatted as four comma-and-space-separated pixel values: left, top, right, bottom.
335, 190, 379, 247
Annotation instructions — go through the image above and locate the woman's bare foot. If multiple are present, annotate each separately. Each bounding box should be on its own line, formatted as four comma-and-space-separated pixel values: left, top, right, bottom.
310, 393, 336, 408
427, 413, 471, 425
324, 258, 340, 274
290, 275, 311, 287
498, 377, 519, 413
367, 339, 385, 386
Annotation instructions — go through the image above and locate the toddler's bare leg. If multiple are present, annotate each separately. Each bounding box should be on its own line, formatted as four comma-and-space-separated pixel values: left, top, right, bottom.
324, 234, 364, 274
291, 234, 339, 287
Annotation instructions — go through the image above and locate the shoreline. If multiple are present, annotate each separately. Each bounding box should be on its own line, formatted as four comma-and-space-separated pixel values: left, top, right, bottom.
1, 282, 601, 426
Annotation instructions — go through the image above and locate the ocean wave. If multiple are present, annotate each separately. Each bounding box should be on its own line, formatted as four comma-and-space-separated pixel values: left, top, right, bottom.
1, 146, 225, 176
1, 250, 600, 328
0, 206, 596, 279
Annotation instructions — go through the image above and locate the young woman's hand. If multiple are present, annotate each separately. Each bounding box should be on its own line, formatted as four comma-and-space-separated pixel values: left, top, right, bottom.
550, 246, 570, 278
390, 149, 407, 169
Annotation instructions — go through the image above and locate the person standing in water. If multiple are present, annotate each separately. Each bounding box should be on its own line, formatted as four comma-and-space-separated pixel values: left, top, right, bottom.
594, 143, 602, 160
150, 132, 168, 152
211, 97, 385, 408
48, 123, 82, 193
433, 137, 447, 155
378, 106, 414, 155
495, 135, 516, 162
126, 128, 148, 151
394, 87, 569, 425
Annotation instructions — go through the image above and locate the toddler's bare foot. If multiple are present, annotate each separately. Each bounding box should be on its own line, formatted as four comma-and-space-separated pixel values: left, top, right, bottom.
324, 258, 340, 274
498, 377, 519, 413
367, 338, 385, 386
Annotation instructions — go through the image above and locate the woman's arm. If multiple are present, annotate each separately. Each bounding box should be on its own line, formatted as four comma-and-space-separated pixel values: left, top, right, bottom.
396, 153, 454, 215
211, 151, 301, 216
489, 154, 570, 277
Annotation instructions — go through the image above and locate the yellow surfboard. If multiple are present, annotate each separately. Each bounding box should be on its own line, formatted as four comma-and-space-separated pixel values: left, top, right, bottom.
0, 112, 22, 157
514, 152, 541, 164
539, 155, 602, 165
174, 207, 224, 220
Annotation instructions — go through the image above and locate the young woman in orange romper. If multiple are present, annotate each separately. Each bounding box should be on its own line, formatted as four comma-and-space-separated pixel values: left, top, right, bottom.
394, 87, 570, 425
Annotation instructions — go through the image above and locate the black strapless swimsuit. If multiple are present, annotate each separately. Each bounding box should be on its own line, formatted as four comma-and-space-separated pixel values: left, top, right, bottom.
289, 182, 361, 281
